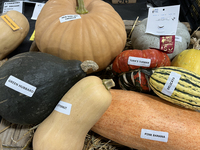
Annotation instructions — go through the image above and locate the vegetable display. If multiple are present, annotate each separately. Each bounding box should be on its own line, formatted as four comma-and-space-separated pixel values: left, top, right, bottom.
0, 52, 98, 125
92, 89, 200, 150
0, 10, 30, 60
35, 0, 127, 71
149, 66, 200, 112
131, 18, 190, 59
112, 49, 171, 92
32, 76, 115, 150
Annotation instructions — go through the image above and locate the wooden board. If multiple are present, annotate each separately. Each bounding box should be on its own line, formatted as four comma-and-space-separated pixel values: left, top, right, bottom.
0, 119, 34, 150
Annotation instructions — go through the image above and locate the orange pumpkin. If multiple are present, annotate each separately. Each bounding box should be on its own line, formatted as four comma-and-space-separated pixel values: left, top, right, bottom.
35, 0, 127, 71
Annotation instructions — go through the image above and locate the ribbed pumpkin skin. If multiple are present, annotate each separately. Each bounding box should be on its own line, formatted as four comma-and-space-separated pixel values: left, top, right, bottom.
0, 10, 29, 60
171, 49, 200, 75
35, 0, 127, 71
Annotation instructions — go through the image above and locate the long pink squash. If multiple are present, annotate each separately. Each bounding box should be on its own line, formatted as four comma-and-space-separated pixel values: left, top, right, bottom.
92, 89, 200, 150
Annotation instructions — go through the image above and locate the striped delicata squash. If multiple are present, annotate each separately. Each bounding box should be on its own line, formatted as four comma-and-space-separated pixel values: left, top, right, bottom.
149, 66, 200, 112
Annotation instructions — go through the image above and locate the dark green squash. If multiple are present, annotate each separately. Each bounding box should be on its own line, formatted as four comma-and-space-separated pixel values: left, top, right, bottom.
0, 52, 98, 125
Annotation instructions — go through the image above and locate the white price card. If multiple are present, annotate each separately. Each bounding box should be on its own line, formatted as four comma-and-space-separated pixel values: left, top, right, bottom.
128, 56, 151, 67
141, 129, 169, 142
59, 14, 81, 23
3, 1, 23, 13
146, 5, 180, 35
5, 75, 37, 97
54, 101, 72, 115
31, 3, 45, 20
161, 71, 181, 96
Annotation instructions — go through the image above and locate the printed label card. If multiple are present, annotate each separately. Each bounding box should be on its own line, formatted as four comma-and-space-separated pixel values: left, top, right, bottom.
3, 1, 23, 13
146, 5, 180, 36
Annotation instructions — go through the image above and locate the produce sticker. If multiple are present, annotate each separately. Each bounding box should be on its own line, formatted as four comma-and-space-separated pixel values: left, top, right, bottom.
59, 14, 81, 23
161, 71, 181, 96
128, 56, 151, 67
1, 14, 20, 31
54, 101, 72, 115
5, 75, 37, 97
141, 129, 169, 142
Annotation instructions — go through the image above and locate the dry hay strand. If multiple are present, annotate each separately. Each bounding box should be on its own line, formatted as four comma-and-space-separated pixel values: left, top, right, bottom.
0, 119, 34, 150
83, 131, 133, 150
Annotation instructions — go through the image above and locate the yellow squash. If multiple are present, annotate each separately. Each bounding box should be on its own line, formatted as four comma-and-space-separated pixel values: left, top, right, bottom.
32, 76, 115, 150
172, 48, 200, 75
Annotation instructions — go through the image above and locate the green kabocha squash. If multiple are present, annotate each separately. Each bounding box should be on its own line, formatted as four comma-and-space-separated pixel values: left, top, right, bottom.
0, 52, 98, 125
149, 66, 200, 112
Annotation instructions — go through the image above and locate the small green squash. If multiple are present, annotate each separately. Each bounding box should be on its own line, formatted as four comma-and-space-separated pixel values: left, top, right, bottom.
0, 52, 98, 125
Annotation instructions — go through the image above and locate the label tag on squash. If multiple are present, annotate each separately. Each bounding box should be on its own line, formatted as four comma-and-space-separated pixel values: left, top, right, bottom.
54, 101, 72, 115
59, 15, 81, 23
159, 35, 175, 54
128, 56, 151, 67
5, 75, 36, 97
3, 1, 23, 14
161, 71, 181, 96
1, 14, 20, 31
141, 129, 169, 142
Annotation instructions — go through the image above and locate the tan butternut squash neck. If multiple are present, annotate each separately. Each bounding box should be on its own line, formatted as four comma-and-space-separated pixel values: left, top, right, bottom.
76, 0, 88, 14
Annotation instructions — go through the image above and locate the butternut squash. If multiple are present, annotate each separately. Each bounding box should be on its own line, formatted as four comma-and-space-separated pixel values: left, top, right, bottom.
32, 76, 115, 150
92, 89, 200, 150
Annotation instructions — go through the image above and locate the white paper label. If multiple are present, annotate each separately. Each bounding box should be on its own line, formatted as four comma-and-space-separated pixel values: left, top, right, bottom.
54, 101, 72, 115
146, 5, 180, 35
161, 71, 181, 96
31, 3, 45, 20
141, 129, 169, 142
59, 15, 81, 23
128, 56, 151, 67
5, 75, 36, 97
3, 1, 23, 13
175, 36, 182, 42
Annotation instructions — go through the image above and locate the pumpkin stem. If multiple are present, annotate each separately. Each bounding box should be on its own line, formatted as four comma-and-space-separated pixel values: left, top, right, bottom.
81, 60, 99, 73
102, 79, 115, 90
76, 0, 88, 14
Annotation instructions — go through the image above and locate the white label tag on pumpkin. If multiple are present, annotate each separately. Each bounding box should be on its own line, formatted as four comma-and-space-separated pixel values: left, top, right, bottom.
3, 1, 23, 13
54, 101, 72, 115
128, 56, 151, 67
5, 75, 36, 97
59, 15, 81, 23
161, 71, 181, 96
141, 129, 169, 142
175, 36, 182, 42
